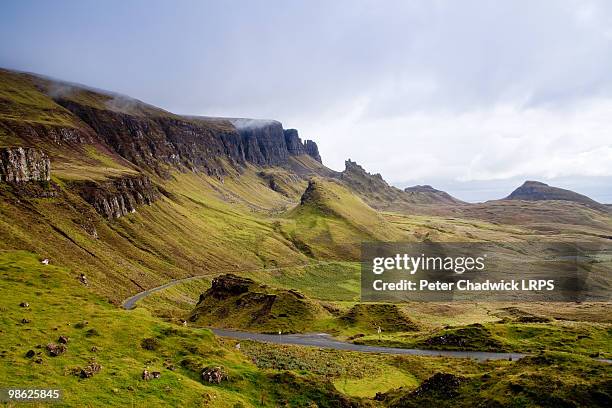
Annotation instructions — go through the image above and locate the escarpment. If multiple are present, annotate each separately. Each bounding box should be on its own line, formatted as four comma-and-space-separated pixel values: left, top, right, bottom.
230, 119, 289, 166
0, 120, 93, 145
284, 128, 322, 163
0, 147, 51, 182
56, 97, 322, 176
304, 140, 321, 163
55, 100, 240, 177
76, 175, 160, 219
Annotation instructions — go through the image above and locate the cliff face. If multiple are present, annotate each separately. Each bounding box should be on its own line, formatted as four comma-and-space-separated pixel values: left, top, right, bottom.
283, 129, 322, 163
77, 175, 160, 219
304, 140, 322, 163
0, 147, 51, 183
55, 100, 322, 176
284, 129, 306, 156
56, 100, 241, 177
232, 120, 289, 166
0, 120, 92, 145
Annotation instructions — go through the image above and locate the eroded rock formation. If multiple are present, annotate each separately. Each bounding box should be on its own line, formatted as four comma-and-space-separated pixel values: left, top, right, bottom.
304, 140, 322, 163
77, 175, 160, 219
0, 147, 51, 182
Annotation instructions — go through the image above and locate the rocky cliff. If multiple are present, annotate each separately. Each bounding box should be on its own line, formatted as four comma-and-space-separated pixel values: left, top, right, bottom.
283, 129, 322, 163
230, 119, 289, 166
76, 175, 160, 219
283, 129, 306, 156
0, 147, 51, 182
339, 159, 463, 208
304, 140, 322, 163
55, 97, 322, 177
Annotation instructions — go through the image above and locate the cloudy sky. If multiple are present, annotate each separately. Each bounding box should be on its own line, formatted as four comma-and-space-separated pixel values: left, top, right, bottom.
1, 0, 611, 202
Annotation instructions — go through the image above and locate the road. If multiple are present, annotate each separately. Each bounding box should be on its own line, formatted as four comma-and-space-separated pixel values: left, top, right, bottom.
123, 269, 611, 364
122, 261, 340, 310
211, 328, 526, 361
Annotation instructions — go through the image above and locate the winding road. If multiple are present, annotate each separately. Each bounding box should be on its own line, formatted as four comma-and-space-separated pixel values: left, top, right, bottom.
122, 261, 340, 310
123, 271, 611, 363
211, 328, 526, 361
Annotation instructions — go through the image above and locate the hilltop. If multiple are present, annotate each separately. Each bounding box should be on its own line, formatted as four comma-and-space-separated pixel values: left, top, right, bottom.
504, 180, 609, 212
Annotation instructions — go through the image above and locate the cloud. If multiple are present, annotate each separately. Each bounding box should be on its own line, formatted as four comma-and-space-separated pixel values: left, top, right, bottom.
1, 0, 612, 200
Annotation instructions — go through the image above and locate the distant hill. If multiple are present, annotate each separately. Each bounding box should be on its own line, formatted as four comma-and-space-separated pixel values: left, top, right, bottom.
338, 159, 463, 209
504, 181, 608, 212
404, 184, 463, 205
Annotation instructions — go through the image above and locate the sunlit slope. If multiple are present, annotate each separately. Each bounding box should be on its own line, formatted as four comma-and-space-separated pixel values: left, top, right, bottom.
283, 178, 408, 259
0, 251, 365, 407
0, 167, 314, 304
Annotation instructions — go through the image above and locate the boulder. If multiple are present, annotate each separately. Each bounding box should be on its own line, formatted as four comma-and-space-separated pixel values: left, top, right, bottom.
79, 362, 101, 378
46, 343, 67, 357
201, 366, 228, 384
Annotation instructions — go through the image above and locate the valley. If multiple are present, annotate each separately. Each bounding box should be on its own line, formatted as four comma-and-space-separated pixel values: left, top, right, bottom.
0, 68, 610, 407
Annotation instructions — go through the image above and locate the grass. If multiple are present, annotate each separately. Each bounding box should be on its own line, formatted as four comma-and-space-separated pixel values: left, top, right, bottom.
1, 66, 611, 406
0, 69, 77, 127
188, 274, 330, 334
334, 370, 418, 398
0, 250, 375, 407
239, 340, 420, 398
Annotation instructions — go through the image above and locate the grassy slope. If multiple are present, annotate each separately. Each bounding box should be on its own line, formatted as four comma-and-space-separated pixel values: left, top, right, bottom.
0, 250, 376, 407
1, 68, 611, 405
0, 251, 255, 407
0, 69, 78, 128
283, 178, 408, 259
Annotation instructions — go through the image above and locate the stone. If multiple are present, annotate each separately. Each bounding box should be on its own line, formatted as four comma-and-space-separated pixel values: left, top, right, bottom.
78, 274, 88, 286
46, 343, 67, 357
58, 336, 69, 344
201, 366, 228, 384
25, 350, 35, 358
19, 302, 29, 308
79, 362, 101, 378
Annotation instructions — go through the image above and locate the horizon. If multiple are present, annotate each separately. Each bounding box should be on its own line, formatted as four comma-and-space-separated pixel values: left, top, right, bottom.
1, 0, 611, 202
2, 64, 611, 204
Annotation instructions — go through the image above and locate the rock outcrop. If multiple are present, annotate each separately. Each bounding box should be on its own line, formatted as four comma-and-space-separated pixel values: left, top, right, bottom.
304, 140, 322, 163
77, 175, 160, 219
0, 147, 51, 182
230, 119, 289, 166
283, 128, 322, 163
283, 129, 306, 156
189, 274, 326, 333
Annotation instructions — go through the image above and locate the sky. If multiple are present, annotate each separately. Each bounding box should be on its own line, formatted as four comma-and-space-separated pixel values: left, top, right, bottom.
1, 0, 611, 202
